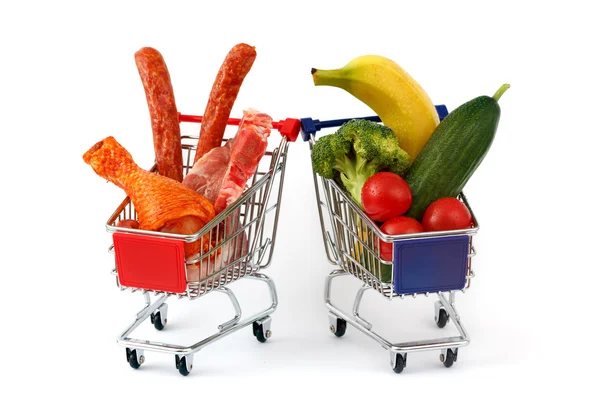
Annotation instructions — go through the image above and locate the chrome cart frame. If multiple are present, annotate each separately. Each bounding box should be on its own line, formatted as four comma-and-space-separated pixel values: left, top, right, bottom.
104, 114, 299, 376
302, 111, 479, 374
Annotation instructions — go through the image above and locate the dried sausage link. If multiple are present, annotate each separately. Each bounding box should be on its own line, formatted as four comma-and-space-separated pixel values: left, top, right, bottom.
135, 47, 183, 182
194, 43, 256, 163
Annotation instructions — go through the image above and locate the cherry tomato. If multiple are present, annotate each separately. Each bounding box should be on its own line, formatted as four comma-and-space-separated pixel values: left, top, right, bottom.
361, 172, 412, 222
379, 216, 423, 261
422, 198, 473, 232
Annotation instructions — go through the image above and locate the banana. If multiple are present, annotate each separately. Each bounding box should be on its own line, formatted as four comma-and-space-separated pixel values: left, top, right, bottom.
312, 55, 439, 163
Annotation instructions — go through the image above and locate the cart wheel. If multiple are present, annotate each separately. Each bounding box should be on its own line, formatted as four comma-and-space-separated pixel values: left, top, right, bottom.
151, 311, 165, 331
436, 309, 448, 328
331, 318, 347, 338
253, 321, 268, 343
442, 349, 457, 368
127, 348, 143, 369
176, 355, 191, 376
392, 353, 406, 374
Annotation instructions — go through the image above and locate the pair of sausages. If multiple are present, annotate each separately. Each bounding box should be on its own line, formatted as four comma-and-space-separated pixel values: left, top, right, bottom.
135, 44, 256, 181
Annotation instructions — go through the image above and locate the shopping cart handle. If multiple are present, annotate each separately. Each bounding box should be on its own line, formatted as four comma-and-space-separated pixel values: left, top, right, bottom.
276, 118, 301, 142
299, 104, 449, 142
179, 113, 301, 142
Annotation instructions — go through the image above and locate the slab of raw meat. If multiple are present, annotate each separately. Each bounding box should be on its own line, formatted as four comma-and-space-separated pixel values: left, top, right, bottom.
183, 108, 272, 214
213, 109, 272, 214
182, 109, 271, 281
182, 139, 233, 203
186, 209, 248, 282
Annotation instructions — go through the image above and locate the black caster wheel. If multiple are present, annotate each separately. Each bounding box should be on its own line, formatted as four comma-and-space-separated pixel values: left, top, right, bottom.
442, 349, 457, 368
175, 355, 191, 376
151, 311, 165, 330
126, 348, 143, 369
392, 353, 406, 374
436, 308, 448, 328
330, 318, 347, 337
253, 321, 269, 343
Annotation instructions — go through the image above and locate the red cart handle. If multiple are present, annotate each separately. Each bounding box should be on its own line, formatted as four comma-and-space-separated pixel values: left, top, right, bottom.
178, 113, 300, 142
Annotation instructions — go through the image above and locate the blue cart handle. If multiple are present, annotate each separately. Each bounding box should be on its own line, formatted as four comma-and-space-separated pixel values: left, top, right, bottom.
300, 104, 449, 142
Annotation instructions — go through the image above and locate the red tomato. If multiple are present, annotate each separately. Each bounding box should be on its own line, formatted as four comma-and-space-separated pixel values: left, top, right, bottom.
422, 198, 473, 232
361, 172, 412, 222
379, 216, 424, 261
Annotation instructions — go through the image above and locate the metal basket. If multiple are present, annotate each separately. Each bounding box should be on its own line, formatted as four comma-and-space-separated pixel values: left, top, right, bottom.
107, 132, 289, 299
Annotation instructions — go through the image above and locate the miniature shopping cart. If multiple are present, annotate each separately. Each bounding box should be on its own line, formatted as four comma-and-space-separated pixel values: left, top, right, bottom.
301, 106, 479, 374
105, 113, 300, 376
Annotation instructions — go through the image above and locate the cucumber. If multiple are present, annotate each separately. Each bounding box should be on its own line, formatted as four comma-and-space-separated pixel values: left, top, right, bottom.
405, 84, 510, 220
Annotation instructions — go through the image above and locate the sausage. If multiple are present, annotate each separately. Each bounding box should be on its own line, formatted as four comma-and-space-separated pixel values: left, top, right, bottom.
135, 47, 183, 182
194, 43, 256, 163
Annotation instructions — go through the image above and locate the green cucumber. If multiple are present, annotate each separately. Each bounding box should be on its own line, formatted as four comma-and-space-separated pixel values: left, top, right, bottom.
405, 84, 510, 220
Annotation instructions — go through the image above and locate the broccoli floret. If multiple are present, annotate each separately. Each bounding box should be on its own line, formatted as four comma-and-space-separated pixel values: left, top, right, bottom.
311, 119, 410, 206
311, 134, 342, 179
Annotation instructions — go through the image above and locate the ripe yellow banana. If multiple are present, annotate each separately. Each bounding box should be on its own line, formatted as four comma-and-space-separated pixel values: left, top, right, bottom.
312, 55, 439, 163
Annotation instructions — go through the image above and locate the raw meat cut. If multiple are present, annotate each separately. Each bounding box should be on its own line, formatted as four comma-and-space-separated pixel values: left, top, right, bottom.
214, 109, 272, 214
184, 108, 272, 214
186, 209, 249, 282
182, 139, 233, 203
182, 108, 271, 281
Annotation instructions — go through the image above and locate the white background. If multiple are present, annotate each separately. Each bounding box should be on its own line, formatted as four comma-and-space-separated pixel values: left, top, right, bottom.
1, 0, 598, 398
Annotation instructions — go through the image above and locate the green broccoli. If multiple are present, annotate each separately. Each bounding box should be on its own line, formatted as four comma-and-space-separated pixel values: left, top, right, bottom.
311, 119, 410, 206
